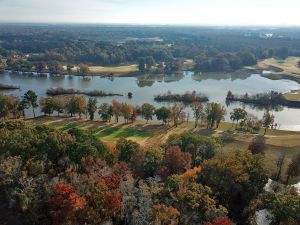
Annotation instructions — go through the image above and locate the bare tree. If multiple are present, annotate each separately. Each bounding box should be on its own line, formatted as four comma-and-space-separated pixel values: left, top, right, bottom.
191, 102, 203, 128
275, 152, 286, 181
170, 103, 185, 127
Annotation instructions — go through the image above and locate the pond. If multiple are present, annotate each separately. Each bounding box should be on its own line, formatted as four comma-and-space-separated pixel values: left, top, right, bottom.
1, 71, 300, 131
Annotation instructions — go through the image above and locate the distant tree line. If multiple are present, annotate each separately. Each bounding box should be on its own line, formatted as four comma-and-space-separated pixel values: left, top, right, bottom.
193, 47, 290, 72
0, 25, 298, 74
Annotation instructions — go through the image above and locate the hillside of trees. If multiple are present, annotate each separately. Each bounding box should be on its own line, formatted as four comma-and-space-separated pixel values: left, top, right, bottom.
0, 89, 300, 224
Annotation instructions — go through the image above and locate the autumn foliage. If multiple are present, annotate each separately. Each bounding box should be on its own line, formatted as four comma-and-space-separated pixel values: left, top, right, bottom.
149, 204, 180, 225
49, 182, 85, 225
205, 217, 233, 225
97, 175, 122, 216
99, 174, 122, 190
103, 190, 122, 216
0, 121, 294, 225
160, 146, 192, 175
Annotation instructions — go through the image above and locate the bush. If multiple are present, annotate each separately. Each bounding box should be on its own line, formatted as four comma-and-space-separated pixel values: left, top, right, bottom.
248, 135, 266, 155
220, 130, 236, 143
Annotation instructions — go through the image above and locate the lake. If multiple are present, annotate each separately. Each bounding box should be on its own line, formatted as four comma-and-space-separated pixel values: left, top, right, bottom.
1, 71, 300, 131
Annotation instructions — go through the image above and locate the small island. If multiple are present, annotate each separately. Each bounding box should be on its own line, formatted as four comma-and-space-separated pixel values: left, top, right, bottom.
0, 83, 20, 90
154, 91, 209, 103
226, 90, 300, 108
46, 87, 123, 97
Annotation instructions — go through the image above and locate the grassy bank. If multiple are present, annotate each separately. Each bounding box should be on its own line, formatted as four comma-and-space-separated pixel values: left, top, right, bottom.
284, 89, 300, 101
257, 57, 300, 75
247, 57, 300, 83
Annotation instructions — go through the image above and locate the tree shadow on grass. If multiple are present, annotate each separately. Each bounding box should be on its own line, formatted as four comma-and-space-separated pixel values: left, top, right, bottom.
95, 126, 122, 138
94, 123, 150, 139
58, 122, 77, 131
196, 128, 218, 136
117, 128, 150, 139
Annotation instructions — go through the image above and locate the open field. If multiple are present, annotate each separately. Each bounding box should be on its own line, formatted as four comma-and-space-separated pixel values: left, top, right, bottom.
63, 64, 139, 76
88, 64, 138, 75
30, 116, 300, 182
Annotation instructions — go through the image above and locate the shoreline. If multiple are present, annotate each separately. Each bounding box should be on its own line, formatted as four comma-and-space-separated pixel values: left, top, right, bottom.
245, 57, 300, 83
2, 57, 299, 82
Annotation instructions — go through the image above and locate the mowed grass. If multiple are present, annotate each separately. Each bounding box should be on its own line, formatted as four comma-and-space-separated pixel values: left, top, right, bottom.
256, 57, 300, 75
30, 117, 204, 145
88, 64, 138, 74
284, 89, 300, 101
31, 116, 192, 145
32, 117, 153, 143
30, 116, 300, 182
62, 64, 138, 76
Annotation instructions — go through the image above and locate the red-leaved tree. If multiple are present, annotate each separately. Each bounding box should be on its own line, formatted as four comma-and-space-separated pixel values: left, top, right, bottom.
98, 174, 122, 190
161, 146, 192, 175
49, 182, 85, 225
205, 217, 233, 225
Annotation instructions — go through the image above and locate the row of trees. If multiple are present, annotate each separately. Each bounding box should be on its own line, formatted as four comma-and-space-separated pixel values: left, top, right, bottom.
1, 91, 276, 134
38, 95, 227, 129
6, 59, 90, 75
0, 90, 38, 119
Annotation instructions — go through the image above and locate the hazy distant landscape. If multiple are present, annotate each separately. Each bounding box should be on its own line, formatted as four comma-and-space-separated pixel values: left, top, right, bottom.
1, 0, 300, 225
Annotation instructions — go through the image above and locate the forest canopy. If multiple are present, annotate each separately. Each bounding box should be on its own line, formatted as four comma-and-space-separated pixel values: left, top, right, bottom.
1, 25, 300, 73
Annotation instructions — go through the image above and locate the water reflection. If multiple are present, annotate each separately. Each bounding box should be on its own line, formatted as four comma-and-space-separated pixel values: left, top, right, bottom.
225, 100, 284, 112
192, 72, 251, 82
136, 73, 184, 87
1, 71, 300, 130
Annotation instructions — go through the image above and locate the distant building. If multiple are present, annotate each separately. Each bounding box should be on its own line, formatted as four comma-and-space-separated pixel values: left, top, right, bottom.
259, 33, 273, 39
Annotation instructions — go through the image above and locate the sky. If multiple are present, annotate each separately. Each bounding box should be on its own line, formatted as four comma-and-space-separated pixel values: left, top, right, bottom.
0, 0, 300, 26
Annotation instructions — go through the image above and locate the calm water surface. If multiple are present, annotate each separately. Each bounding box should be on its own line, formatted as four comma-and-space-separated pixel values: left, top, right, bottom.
1, 71, 300, 131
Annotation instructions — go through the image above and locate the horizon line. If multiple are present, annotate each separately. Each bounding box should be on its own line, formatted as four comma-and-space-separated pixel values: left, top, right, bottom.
0, 21, 300, 28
